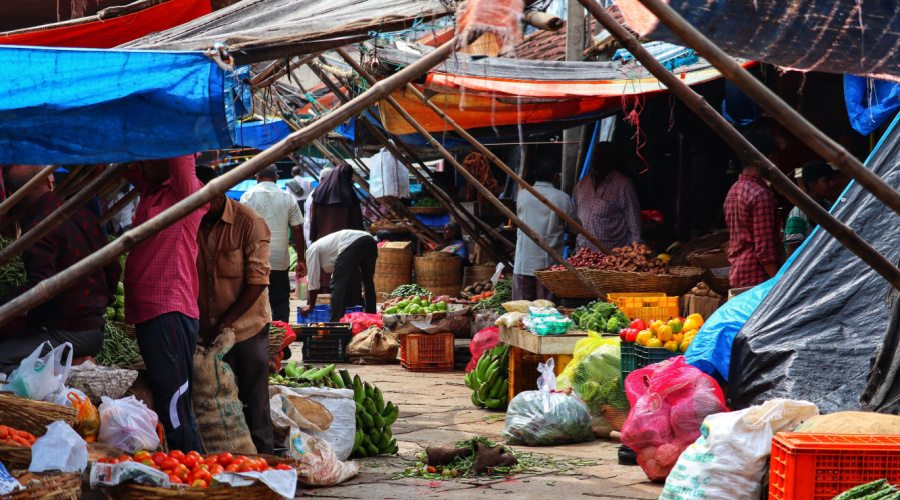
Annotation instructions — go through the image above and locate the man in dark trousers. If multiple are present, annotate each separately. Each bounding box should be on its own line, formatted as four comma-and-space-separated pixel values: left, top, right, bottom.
194, 166, 274, 454
0, 165, 119, 373
299, 229, 377, 322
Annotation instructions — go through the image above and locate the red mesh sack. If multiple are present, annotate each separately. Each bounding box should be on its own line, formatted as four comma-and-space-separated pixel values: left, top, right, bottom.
339, 312, 383, 335
620, 356, 728, 482
466, 327, 499, 373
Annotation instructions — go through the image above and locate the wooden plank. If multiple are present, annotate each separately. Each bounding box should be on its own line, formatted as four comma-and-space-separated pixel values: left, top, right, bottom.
499, 326, 587, 355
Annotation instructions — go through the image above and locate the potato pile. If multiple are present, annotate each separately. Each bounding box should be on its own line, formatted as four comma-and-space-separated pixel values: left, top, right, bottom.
464, 281, 494, 295
599, 242, 668, 275
690, 282, 722, 298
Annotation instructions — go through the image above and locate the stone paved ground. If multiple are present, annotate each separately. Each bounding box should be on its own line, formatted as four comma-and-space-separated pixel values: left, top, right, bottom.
286, 339, 663, 500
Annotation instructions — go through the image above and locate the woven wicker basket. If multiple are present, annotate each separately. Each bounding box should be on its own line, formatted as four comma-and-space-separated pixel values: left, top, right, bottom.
0, 472, 81, 500
414, 254, 462, 289
0, 444, 30, 470
422, 285, 462, 298
463, 265, 495, 286
409, 206, 448, 215
0, 394, 77, 437
376, 245, 413, 267
701, 269, 731, 296
109, 481, 281, 500
267, 331, 284, 361
584, 266, 704, 295
374, 275, 412, 297
533, 269, 597, 299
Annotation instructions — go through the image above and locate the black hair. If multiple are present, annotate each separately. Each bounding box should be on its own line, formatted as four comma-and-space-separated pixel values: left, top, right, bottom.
195, 165, 218, 186
444, 221, 460, 238
376, 229, 391, 242
741, 130, 779, 165
801, 161, 832, 191
533, 156, 558, 183
291, 166, 302, 176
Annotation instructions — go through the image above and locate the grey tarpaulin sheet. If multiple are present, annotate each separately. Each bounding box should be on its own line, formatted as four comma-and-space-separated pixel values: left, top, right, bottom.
727, 115, 900, 413
122, 0, 451, 51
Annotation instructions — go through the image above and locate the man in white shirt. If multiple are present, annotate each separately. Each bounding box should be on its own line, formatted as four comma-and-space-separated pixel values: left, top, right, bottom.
240, 165, 305, 322
513, 157, 579, 302
300, 229, 377, 322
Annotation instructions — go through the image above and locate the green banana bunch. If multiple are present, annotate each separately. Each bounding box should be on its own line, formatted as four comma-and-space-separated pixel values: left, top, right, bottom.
466, 343, 510, 410
350, 374, 399, 458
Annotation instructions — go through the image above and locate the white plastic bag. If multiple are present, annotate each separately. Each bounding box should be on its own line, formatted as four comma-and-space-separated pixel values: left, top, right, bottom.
273, 386, 356, 460
659, 399, 818, 500
29, 421, 88, 473
97, 396, 160, 453
8, 342, 73, 402
287, 428, 358, 486
369, 147, 409, 198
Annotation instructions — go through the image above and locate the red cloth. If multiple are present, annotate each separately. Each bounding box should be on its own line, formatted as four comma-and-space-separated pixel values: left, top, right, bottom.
124, 157, 208, 324
0, 192, 119, 331
0, 0, 211, 49
724, 174, 782, 288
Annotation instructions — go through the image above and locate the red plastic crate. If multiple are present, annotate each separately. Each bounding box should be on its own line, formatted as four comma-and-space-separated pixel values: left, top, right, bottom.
400, 333, 454, 372
770, 433, 900, 500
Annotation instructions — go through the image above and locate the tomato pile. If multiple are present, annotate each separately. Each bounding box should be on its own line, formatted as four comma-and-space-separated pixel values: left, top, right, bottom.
96, 450, 293, 488
547, 248, 607, 271
0, 426, 36, 448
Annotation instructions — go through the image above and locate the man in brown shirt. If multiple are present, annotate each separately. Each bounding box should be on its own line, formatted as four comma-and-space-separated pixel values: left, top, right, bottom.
195, 166, 274, 454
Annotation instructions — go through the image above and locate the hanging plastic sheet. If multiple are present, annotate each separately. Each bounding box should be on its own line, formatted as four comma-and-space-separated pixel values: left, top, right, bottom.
0, 45, 233, 164
844, 75, 900, 136
233, 119, 293, 150
727, 114, 900, 413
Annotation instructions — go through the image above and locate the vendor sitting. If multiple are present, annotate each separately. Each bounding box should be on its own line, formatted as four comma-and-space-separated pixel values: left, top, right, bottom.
376, 229, 392, 248
0, 165, 120, 374
438, 221, 468, 261
300, 229, 377, 323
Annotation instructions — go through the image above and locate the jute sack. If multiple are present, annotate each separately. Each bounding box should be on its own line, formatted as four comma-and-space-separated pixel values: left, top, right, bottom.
347, 327, 399, 364
192, 329, 256, 454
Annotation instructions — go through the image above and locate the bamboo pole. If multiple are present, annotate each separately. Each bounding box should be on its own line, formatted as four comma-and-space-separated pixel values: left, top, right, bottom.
579, 0, 900, 290
320, 61, 517, 254
632, 0, 900, 221
308, 63, 513, 266
338, 50, 607, 299
393, 74, 612, 255
0, 36, 464, 324
252, 53, 324, 88
99, 188, 139, 226
0, 163, 128, 266
0, 165, 57, 217
525, 10, 564, 31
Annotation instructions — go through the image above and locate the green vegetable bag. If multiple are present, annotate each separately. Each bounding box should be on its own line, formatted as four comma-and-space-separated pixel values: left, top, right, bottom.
556, 336, 628, 435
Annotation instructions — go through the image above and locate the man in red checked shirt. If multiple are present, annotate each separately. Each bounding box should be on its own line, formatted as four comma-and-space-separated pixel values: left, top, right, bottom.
724, 130, 784, 289
0, 165, 120, 374
124, 156, 207, 453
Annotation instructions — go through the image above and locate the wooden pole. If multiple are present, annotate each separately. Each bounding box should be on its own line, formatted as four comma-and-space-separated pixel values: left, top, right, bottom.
0, 163, 128, 266
252, 53, 323, 88
525, 10, 565, 31
633, 0, 900, 220
0, 165, 56, 217
0, 36, 464, 324
391, 74, 613, 254
99, 188, 139, 226
579, 0, 900, 290
562, 0, 586, 195
309, 60, 514, 265
337, 50, 607, 299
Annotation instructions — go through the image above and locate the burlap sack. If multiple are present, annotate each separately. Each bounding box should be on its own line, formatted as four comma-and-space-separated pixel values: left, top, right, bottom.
347, 327, 400, 364
192, 329, 256, 454
794, 411, 900, 434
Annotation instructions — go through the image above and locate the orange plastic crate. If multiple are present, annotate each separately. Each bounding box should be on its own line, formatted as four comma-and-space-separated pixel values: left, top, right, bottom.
400, 333, 454, 372
770, 433, 900, 500
507, 346, 571, 402
607, 293, 679, 323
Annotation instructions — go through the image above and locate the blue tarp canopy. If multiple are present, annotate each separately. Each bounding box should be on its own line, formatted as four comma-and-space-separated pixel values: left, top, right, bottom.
0, 45, 238, 164
844, 75, 900, 135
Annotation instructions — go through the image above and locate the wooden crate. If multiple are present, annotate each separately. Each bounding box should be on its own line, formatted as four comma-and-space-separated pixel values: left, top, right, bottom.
508, 346, 571, 402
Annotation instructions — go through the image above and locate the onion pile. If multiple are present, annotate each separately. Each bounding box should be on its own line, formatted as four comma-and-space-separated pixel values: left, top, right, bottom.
547, 248, 607, 271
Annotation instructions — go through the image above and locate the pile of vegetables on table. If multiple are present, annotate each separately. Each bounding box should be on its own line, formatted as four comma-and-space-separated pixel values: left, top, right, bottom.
390, 284, 431, 297
382, 297, 448, 315
547, 248, 607, 271
472, 277, 512, 314
0, 237, 26, 295
570, 301, 630, 334
0, 425, 36, 448
466, 343, 510, 410
546, 243, 668, 274
463, 280, 494, 297
830, 479, 899, 500
95, 322, 140, 366
98, 450, 293, 487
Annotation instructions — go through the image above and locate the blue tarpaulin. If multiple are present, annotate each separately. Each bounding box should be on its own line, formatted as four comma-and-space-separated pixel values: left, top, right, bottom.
233, 118, 293, 150
0, 45, 234, 164
844, 75, 900, 135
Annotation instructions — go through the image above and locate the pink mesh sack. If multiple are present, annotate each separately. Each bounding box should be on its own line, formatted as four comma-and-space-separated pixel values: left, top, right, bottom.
466, 327, 500, 373
621, 356, 728, 482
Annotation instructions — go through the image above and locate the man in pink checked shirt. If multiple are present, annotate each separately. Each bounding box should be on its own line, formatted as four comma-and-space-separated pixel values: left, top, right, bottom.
124, 155, 207, 452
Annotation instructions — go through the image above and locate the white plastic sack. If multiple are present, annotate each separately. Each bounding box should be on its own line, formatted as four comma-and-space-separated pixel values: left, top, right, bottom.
270, 385, 356, 460
659, 399, 818, 500
97, 396, 160, 453
287, 428, 358, 486
29, 421, 88, 473
8, 341, 73, 402
369, 147, 409, 198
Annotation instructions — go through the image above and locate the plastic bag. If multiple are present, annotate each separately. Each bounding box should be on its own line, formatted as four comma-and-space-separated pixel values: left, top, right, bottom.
288, 428, 358, 486
69, 392, 101, 442
271, 385, 356, 461
502, 359, 594, 446
466, 327, 499, 373
522, 314, 573, 335
29, 421, 88, 473
621, 357, 728, 482
8, 341, 73, 402
97, 396, 160, 453
557, 337, 629, 435
495, 312, 526, 328
339, 312, 383, 336
661, 399, 818, 499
